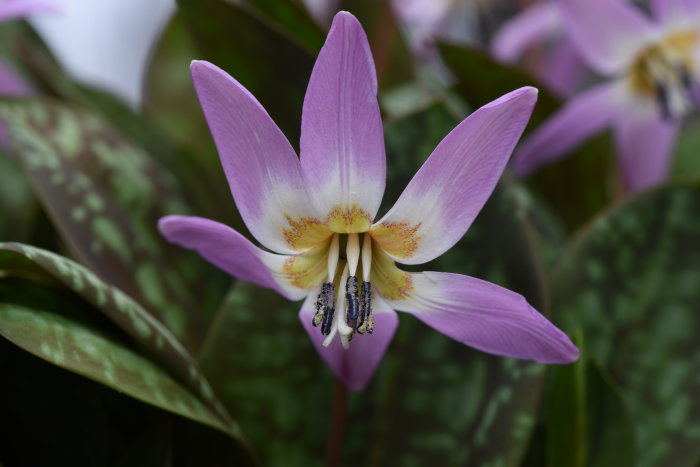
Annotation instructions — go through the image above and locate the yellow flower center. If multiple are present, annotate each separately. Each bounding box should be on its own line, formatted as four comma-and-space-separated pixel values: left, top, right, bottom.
628, 30, 700, 118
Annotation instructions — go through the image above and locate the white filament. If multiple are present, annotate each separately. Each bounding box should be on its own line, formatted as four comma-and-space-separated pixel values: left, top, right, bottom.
327, 234, 339, 282
361, 234, 372, 282
323, 263, 351, 347
336, 264, 354, 338
346, 233, 360, 276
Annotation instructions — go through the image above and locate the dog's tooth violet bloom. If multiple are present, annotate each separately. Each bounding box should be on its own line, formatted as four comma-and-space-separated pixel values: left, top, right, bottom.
512, 0, 700, 192
159, 11, 578, 391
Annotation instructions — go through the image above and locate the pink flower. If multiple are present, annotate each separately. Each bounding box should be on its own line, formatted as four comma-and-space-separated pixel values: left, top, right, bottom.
512, 0, 699, 192
491, 0, 588, 98
159, 12, 578, 391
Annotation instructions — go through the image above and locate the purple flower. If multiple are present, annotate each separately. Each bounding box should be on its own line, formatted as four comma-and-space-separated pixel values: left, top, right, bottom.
511, 0, 699, 192
159, 11, 578, 391
491, 0, 589, 98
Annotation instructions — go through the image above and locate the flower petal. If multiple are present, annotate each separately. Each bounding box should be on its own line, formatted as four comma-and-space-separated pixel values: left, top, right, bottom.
491, 2, 562, 63
29, 0, 173, 109
556, 0, 657, 75
651, 0, 700, 26
158, 215, 328, 301
299, 294, 398, 391
511, 81, 622, 178
382, 271, 579, 364
0, 0, 56, 21
371, 87, 537, 265
191, 61, 331, 254
614, 113, 679, 193
538, 38, 588, 98
300, 11, 385, 233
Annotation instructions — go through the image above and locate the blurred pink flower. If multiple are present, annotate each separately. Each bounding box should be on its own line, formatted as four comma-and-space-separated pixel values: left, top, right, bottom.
159, 12, 578, 391
392, 0, 478, 60
512, 0, 699, 192
491, 0, 588, 97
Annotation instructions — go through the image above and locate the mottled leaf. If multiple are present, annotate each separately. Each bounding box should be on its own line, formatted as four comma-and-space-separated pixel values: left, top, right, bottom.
555, 183, 700, 467
0, 301, 234, 438
546, 334, 635, 467
177, 0, 315, 146
0, 99, 208, 348
0, 241, 238, 443
0, 315, 252, 467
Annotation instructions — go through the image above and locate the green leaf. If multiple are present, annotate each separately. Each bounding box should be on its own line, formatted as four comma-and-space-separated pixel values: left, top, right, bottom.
0, 322, 253, 467
0, 99, 209, 348
177, 0, 315, 145
0, 242, 236, 433
554, 183, 700, 467
0, 297, 236, 439
198, 281, 327, 466
546, 333, 635, 467
0, 152, 38, 242
238, 0, 326, 52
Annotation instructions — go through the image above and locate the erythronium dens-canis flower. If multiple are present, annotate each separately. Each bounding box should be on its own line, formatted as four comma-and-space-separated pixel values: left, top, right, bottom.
512, 0, 700, 192
159, 11, 579, 391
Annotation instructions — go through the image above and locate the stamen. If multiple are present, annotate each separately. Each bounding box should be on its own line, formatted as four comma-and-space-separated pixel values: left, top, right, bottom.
323, 264, 348, 347
327, 234, 339, 281
336, 265, 354, 338
357, 281, 373, 334
656, 82, 672, 120
346, 233, 360, 276
345, 275, 359, 330
361, 234, 372, 282
319, 283, 336, 335
313, 282, 330, 327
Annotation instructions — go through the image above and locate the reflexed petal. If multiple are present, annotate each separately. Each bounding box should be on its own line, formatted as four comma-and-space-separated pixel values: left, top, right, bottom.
371, 87, 536, 265
191, 61, 332, 254
300, 12, 385, 233
299, 295, 398, 391
29, 0, 173, 109
382, 271, 579, 364
158, 215, 329, 301
511, 81, 623, 178
0, 0, 56, 21
491, 2, 562, 63
614, 114, 679, 193
556, 0, 657, 74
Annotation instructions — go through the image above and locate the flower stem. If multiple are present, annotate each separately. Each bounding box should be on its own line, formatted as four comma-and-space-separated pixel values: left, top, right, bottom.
324, 380, 348, 467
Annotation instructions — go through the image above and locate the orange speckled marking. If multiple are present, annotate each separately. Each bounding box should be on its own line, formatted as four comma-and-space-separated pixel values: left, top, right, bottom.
282, 214, 332, 250
372, 246, 414, 301
369, 221, 423, 260
325, 204, 372, 233
280, 242, 328, 290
